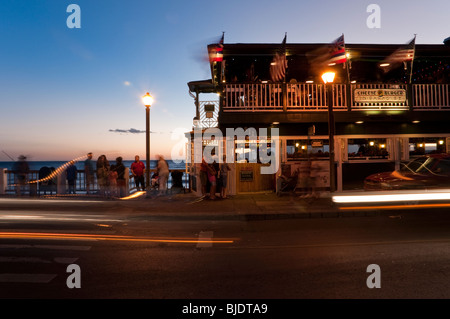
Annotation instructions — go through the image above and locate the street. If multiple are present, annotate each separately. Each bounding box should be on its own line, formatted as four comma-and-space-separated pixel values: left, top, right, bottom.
2, 204, 450, 300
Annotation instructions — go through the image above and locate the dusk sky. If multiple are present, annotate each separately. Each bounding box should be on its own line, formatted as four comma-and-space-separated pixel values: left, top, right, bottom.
1, 0, 449, 161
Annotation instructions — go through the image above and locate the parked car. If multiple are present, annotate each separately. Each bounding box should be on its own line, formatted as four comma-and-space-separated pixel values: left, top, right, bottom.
364, 154, 450, 190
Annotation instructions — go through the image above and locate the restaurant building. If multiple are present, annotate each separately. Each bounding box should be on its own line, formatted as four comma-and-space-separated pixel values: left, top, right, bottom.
186, 36, 450, 195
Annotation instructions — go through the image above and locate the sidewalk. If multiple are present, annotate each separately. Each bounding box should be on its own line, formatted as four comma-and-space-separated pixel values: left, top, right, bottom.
0, 190, 374, 220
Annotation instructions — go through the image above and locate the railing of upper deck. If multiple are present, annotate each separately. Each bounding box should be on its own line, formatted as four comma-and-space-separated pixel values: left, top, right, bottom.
222, 83, 450, 111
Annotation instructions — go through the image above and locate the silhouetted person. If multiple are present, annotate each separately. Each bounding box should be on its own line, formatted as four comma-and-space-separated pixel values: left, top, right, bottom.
112, 157, 126, 197
96, 154, 110, 196
84, 152, 94, 194
13, 155, 29, 196
66, 161, 77, 194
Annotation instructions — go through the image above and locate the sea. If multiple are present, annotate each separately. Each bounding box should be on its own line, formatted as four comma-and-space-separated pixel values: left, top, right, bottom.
0, 160, 186, 171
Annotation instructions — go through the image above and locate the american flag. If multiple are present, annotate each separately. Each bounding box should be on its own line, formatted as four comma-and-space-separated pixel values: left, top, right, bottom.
327, 34, 347, 65
381, 37, 416, 65
270, 34, 288, 82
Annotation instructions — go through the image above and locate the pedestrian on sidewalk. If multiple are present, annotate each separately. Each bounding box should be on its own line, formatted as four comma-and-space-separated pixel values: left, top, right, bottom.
200, 157, 209, 198
13, 155, 29, 196
96, 154, 110, 197
219, 156, 231, 199
157, 155, 169, 195
66, 160, 77, 194
207, 159, 219, 200
131, 155, 145, 191
113, 157, 126, 197
84, 152, 94, 195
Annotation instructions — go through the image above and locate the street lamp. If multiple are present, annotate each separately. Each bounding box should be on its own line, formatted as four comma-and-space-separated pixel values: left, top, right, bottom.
142, 92, 153, 193
322, 72, 336, 192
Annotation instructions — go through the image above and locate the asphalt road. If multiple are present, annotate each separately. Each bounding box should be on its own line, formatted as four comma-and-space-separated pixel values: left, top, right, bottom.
2, 206, 450, 302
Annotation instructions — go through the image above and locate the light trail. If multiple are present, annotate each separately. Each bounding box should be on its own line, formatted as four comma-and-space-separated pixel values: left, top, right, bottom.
332, 189, 450, 204
0, 232, 236, 244
339, 203, 450, 211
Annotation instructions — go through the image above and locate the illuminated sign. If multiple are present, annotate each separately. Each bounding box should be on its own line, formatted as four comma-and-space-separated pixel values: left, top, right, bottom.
354, 89, 406, 103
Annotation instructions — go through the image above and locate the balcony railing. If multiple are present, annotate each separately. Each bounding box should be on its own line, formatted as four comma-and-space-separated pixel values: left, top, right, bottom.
222, 83, 450, 111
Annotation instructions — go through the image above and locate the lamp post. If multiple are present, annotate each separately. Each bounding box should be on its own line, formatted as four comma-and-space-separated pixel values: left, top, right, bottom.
322, 72, 336, 193
142, 92, 154, 193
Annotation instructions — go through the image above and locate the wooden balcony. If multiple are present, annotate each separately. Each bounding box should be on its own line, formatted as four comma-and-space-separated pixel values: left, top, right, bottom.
222, 83, 450, 112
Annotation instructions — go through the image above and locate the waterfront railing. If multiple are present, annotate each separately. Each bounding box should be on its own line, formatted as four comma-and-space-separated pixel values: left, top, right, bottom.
0, 169, 189, 196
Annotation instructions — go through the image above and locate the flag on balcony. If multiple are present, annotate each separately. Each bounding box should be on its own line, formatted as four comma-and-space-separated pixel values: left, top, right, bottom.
209, 32, 224, 63
328, 34, 347, 66
270, 34, 288, 82
379, 36, 416, 71
307, 34, 347, 69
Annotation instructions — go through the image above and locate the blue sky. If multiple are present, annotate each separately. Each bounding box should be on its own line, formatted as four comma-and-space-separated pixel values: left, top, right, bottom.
0, 0, 449, 161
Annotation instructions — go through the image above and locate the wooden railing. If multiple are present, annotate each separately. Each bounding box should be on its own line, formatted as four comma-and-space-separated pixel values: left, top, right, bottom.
413, 84, 450, 110
222, 83, 450, 111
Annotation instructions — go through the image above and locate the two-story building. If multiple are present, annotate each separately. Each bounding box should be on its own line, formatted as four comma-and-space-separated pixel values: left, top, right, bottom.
187, 38, 450, 195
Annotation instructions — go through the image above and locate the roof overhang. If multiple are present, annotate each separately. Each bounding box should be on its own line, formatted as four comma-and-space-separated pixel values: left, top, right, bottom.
188, 79, 216, 94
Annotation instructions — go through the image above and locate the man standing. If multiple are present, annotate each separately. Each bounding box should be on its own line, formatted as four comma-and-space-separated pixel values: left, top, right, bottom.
131, 155, 146, 191
84, 152, 94, 195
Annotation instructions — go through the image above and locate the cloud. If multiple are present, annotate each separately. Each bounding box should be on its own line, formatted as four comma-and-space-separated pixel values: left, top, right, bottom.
109, 128, 162, 134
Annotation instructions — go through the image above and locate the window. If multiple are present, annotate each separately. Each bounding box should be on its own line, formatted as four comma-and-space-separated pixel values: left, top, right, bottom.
286, 139, 329, 160
409, 137, 446, 157
347, 138, 389, 160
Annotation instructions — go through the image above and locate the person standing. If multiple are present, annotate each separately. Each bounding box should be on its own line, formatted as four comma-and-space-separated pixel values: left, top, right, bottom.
96, 155, 110, 196
157, 155, 169, 195
131, 155, 145, 191
219, 156, 231, 199
112, 157, 126, 197
200, 158, 208, 198
13, 155, 29, 196
84, 152, 94, 195
206, 160, 218, 200
66, 160, 78, 194
108, 163, 118, 198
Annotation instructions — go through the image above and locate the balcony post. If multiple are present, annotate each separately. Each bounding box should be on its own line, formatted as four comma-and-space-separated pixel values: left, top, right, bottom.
0, 168, 6, 195
408, 84, 414, 111
282, 82, 287, 112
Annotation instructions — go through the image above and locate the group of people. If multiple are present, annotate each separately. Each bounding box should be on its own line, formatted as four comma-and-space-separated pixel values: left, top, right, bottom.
200, 156, 231, 200
82, 152, 127, 197
130, 154, 170, 195
81, 152, 170, 197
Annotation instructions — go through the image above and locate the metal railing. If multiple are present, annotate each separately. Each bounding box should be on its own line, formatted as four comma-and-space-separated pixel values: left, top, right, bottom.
2, 169, 190, 196
221, 83, 450, 111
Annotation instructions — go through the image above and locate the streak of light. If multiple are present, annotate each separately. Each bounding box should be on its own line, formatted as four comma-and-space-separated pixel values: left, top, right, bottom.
332, 190, 450, 203
339, 203, 450, 211
0, 232, 236, 244
0, 198, 100, 204
119, 191, 146, 200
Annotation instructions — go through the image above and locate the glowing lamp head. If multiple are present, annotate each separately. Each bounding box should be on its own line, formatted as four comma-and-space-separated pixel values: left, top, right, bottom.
321, 72, 335, 84
142, 92, 154, 106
